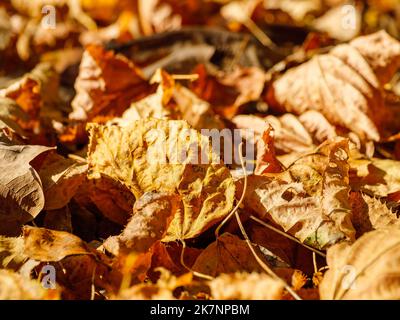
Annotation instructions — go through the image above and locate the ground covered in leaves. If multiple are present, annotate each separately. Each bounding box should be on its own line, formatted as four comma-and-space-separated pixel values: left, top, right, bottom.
1, 0, 400, 300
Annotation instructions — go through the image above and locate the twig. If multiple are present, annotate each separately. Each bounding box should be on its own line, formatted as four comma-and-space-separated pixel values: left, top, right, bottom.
249, 215, 326, 258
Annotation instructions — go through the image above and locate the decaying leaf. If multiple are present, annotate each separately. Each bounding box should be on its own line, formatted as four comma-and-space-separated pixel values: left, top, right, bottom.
87, 119, 235, 240
0, 141, 53, 235
37, 153, 88, 210
350, 192, 399, 237
70, 45, 150, 122
254, 123, 283, 175
242, 138, 355, 249
320, 226, 400, 299
23, 226, 92, 261
349, 152, 400, 196
208, 272, 284, 300
0, 236, 26, 269
116, 192, 182, 253
269, 31, 400, 141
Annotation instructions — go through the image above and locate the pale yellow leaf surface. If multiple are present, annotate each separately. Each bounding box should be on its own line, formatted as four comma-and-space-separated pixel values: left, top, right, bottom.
208, 272, 284, 300
320, 226, 400, 299
0, 269, 59, 300
87, 119, 235, 240
23, 226, 92, 262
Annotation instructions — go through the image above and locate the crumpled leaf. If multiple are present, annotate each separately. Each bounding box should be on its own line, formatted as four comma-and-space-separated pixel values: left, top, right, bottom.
0, 63, 60, 120
254, 123, 283, 175
320, 226, 400, 299
350, 192, 399, 237
172, 84, 225, 131
112, 69, 225, 132
0, 141, 54, 235
208, 272, 284, 300
191, 64, 266, 118
109, 69, 178, 126
70, 45, 150, 122
349, 151, 400, 196
37, 153, 88, 210
242, 138, 356, 249
0, 269, 59, 300
87, 119, 235, 240
268, 31, 400, 141
114, 192, 182, 253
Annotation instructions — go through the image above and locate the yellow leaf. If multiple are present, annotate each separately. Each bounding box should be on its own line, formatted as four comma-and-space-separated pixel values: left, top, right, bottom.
87, 119, 235, 240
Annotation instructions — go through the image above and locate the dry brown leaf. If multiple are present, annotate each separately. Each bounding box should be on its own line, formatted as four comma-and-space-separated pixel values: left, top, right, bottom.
0, 97, 28, 138
208, 272, 284, 300
242, 138, 355, 249
192, 233, 268, 277
349, 152, 400, 196
0, 269, 59, 300
254, 123, 283, 175
0, 142, 54, 235
0, 236, 25, 269
117, 192, 182, 253
37, 153, 88, 210
320, 226, 400, 299
173, 84, 225, 131
70, 45, 150, 122
350, 192, 399, 237
269, 31, 400, 141
0, 63, 59, 120
87, 119, 235, 241
23, 226, 92, 261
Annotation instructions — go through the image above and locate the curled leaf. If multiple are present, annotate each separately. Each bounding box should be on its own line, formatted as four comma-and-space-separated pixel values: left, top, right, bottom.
87, 119, 235, 240
269, 31, 400, 141
320, 226, 400, 299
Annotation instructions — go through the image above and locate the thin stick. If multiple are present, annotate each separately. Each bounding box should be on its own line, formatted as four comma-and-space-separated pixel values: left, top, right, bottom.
215, 142, 247, 238
235, 211, 302, 300
312, 252, 318, 275
90, 265, 96, 301
172, 74, 199, 81
180, 240, 213, 281
250, 215, 326, 258
243, 18, 276, 49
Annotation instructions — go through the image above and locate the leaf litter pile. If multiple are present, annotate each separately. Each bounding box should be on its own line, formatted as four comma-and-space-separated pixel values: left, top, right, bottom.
1, 0, 400, 300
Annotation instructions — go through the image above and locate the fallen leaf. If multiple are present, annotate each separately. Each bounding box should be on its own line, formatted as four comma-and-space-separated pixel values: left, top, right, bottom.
350, 192, 399, 237
87, 119, 235, 240
268, 31, 400, 141
117, 192, 182, 253
254, 123, 283, 175
0, 141, 53, 235
70, 45, 151, 122
320, 226, 400, 299
208, 272, 284, 300
23, 226, 92, 261
192, 233, 269, 277
37, 153, 88, 210
242, 138, 356, 249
